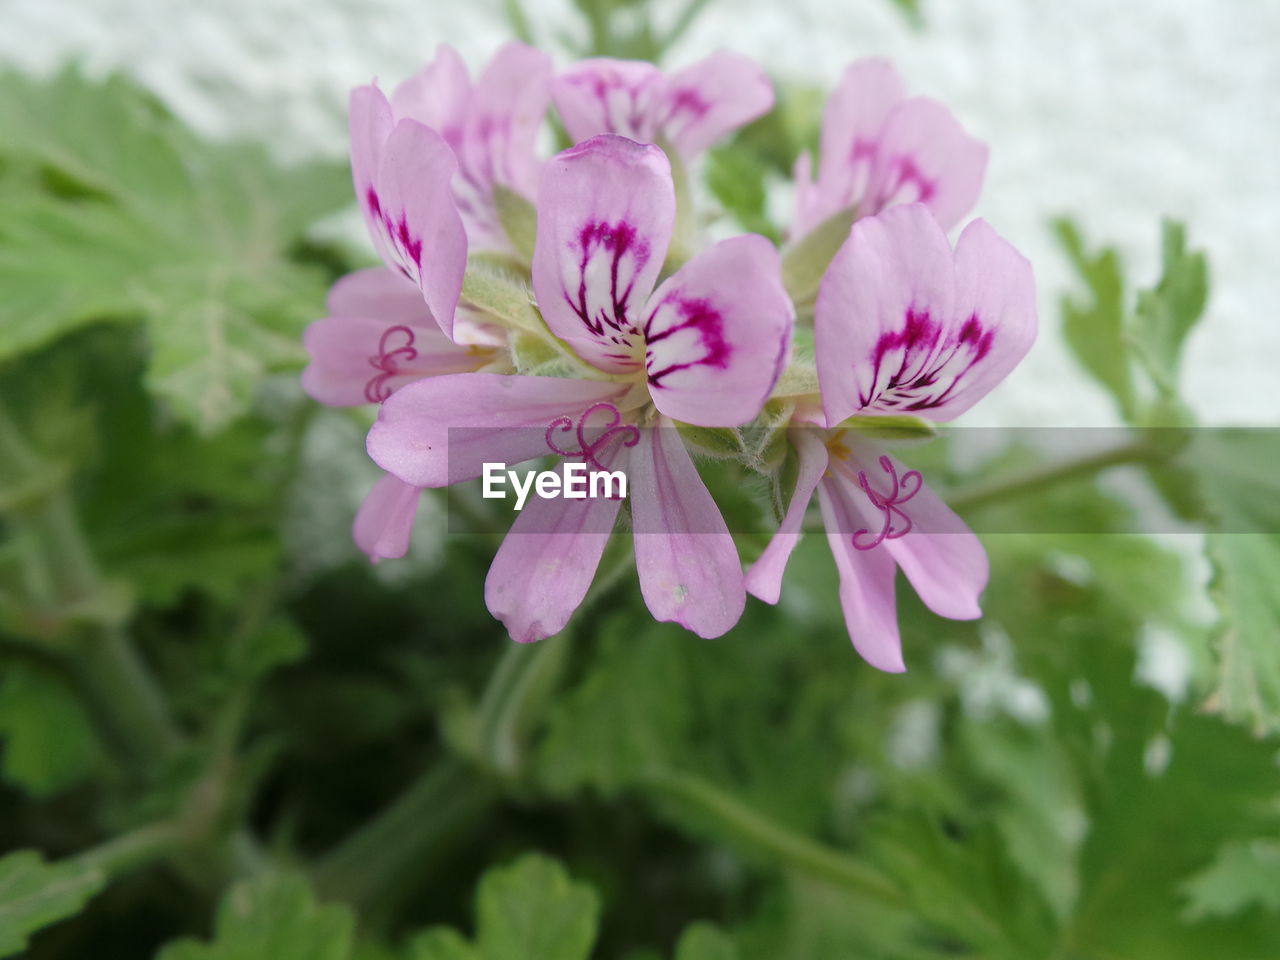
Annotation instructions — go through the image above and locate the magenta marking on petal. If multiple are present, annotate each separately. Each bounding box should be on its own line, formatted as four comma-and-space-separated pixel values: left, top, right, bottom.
644, 294, 730, 387
365, 186, 382, 218
863, 308, 996, 412
545, 402, 639, 481
562, 220, 651, 346
851, 455, 923, 551
394, 213, 424, 266
364, 325, 419, 403
872, 154, 937, 213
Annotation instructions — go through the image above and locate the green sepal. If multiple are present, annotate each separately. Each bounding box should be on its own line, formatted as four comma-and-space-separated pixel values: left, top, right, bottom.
781, 205, 856, 306
834, 414, 937, 443
492, 184, 538, 265
675, 423, 746, 460
461, 257, 544, 336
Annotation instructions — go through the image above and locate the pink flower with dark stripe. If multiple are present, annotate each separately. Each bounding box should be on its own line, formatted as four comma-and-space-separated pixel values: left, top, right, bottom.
368, 135, 793, 641
792, 58, 987, 237
390, 42, 553, 251
748, 204, 1036, 670
553, 51, 773, 161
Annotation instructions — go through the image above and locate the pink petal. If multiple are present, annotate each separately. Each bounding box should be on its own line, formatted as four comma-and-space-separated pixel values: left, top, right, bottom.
552, 59, 664, 145
630, 418, 746, 638
301, 315, 487, 407
643, 234, 792, 426
659, 50, 773, 158
390, 43, 470, 148
881, 473, 987, 621
799, 58, 906, 235
941, 218, 1038, 418
366, 373, 628, 487
373, 120, 469, 338
815, 204, 956, 426
829, 437, 987, 621
816, 477, 905, 672
325, 266, 435, 321
349, 84, 398, 270
531, 135, 674, 373
464, 42, 554, 200
353, 473, 421, 562
745, 429, 828, 604
862, 97, 987, 230
485, 463, 624, 643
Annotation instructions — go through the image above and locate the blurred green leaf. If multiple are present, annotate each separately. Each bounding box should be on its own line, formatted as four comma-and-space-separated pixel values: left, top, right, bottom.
1130, 220, 1209, 397
155, 872, 354, 960
0, 665, 101, 797
0, 69, 348, 433
409, 928, 481, 960
1054, 218, 1135, 421
1205, 534, 1280, 732
408, 855, 600, 960
476, 854, 600, 960
0, 850, 105, 958
1184, 840, 1280, 918
673, 923, 739, 960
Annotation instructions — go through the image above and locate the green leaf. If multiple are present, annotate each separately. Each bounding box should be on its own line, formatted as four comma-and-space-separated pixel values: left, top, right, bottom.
408, 927, 481, 960
476, 854, 600, 960
781, 207, 855, 306
674, 922, 739, 960
1184, 841, 1280, 919
0, 850, 105, 958
0, 69, 348, 433
0, 665, 101, 797
1130, 220, 1209, 397
1205, 534, 1280, 732
405, 855, 599, 960
491, 185, 538, 264
1054, 218, 1136, 421
156, 872, 354, 960
871, 815, 1057, 959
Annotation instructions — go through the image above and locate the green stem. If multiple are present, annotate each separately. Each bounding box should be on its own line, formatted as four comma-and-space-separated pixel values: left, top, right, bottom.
946, 437, 1163, 514
311, 757, 496, 911
0, 401, 182, 769
311, 629, 572, 913
72, 819, 186, 879
644, 770, 905, 905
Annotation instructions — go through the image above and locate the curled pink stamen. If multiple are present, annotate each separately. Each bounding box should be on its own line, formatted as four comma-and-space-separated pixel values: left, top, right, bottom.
364, 325, 419, 403
852, 455, 923, 551
545, 402, 640, 476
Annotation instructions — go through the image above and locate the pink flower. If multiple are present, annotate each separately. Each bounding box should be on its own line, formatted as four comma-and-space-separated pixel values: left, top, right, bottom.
747, 204, 1036, 670
553, 51, 773, 161
389, 42, 553, 251
367, 135, 793, 640
301, 267, 502, 562
792, 58, 987, 238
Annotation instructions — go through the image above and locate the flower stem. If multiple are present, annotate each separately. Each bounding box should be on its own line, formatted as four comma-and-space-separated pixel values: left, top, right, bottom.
72, 819, 187, 879
945, 437, 1165, 514
311, 630, 570, 913
0, 401, 182, 770
644, 770, 905, 905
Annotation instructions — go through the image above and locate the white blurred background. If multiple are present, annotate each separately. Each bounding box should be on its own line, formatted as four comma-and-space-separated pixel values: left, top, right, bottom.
3, 0, 1277, 427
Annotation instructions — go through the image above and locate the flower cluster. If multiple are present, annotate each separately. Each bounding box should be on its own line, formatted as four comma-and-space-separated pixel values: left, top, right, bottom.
302, 44, 1036, 670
